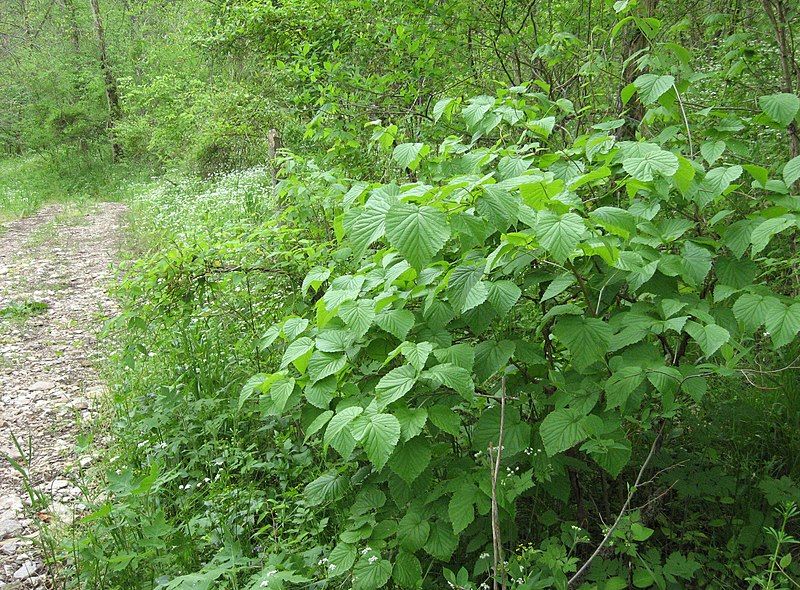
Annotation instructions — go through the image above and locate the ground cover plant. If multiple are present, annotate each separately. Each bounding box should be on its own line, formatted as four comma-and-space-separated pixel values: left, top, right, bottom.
1, 0, 800, 589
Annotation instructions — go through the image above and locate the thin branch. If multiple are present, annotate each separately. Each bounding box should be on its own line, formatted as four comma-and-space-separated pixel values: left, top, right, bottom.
568, 426, 664, 587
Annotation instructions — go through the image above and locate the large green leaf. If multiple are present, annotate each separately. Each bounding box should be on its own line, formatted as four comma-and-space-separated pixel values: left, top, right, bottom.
392, 142, 429, 170
477, 185, 519, 231
324, 406, 363, 457
765, 302, 800, 348
553, 316, 611, 370
486, 280, 522, 315
392, 551, 422, 589
622, 143, 679, 181
759, 93, 800, 127
351, 412, 401, 470
422, 363, 475, 399
732, 293, 781, 330
349, 192, 398, 256
353, 553, 392, 590
397, 510, 430, 551
448, 263, 485, 313
307, 351, 347, 383
423, 521, 458, 560
474, 339, 516, 383
784, 155, 800, 187
633, 74, 674, 104
448, 484, 477, 534
589, 206, 636, 238
684, 321, 730, 357
385, 203, 451, 269
535, 211, 586, 262
540, 408, 589, 456
375, 365, 417, 408
304, 471, 349, 506
388, 436, 431, 483
375, 309, 416, 340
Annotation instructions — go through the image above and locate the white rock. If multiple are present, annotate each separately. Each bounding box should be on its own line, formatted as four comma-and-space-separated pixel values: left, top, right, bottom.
12, 560, 37, 579
29, 380, 56, 392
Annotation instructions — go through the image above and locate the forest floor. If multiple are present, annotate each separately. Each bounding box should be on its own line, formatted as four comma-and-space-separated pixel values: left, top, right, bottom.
0, 203, 125, 588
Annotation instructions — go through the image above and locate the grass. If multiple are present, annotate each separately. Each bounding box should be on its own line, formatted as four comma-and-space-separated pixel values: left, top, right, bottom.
0, 299, 50, 321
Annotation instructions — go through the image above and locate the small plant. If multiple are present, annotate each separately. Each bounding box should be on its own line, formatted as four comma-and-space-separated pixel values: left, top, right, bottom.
0, 299, 49, 321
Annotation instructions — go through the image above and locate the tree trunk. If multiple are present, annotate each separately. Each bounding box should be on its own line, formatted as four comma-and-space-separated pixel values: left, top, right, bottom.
88, 0, 122, 160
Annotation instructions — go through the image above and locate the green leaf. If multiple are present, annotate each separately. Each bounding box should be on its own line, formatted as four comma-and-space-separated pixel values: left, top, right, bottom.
622, 144, 679, 181
542, 274, 576, 301
392, 143, 429, 170
328, 543, 356, 576
282, 317, 309, 340
759, 93, 800, 127
590, 206, 636, 238
535, 211, 586, 262
633, 74, 674, 104
353, 554, 392, 590
732, 293, 780, 330
349, 192, 398, 256
307, 351, 347, 383
553, 316, 611, 370
304, 471, 349, 506
448, 484, 477, 534
392, 551, 422, 589
681, 242, 712, 286
423, 363, 475, 399
700, 141, 725, 165
376, 309, 415, 340
338, 299, 375, 338
474, 339, 516, 383
375, 365, 417, 408
540, 408, 589, 456
765, 302, 800, 348
324, 406, 363, 457
684, 321, 730, 357
395, 407, 428, 441
486, 280, 522, 315
428, 405, 461, 436
605, 366, 645, 409
316, 329, 355, 353
448, 263, 485, 313
385, 203, 451, 269
784, 155, 800, 186
478, 185, 519, 231
751, 216, 795, 255
401, 341, 434, 371
280, 337, 315, 371
397, 510, 430, 551
304, 410, 333, 441
423, 521, 458, 560
351, 412, 401, 470
388, 437, 431, 484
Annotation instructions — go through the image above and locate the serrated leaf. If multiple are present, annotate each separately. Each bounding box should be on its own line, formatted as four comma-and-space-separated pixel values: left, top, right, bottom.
307, 351, 347, 383
328, 543, 356, 576
474, 339, 516, 383
375, 365, 417, 408
605, 366, 645, 409
478, 185, 519, 231
590, 206, 636, 238
486, 280, 522, 315
339, 299, 375, 338
393, 143, 429, 170
535, 211, 586, 262
304, 471, 349, 506
282, 317, 309, 340
553, 316, 611, 370
684, 321, 730, 357
388, 436, 431, 484
681, 242, 712, 286
784, 155, 800, 186
428, 405, 461, 436
281, 337, 314, 371
353, 554, 392, 590
423, 363, 474, 399
392, 551, 422, 588
385, 203, 451, 269
622, 144, 679, 181
423, 521, 458, 560
304, 410, 334, 441
633, 74, 675, 104
540, 408, 589, 456
376, 308, 415, 340
700, 141, 725, 165
759, 93, 800, 127
733, 293, 780, 330
351, 412, 401, 470
349, 192, 398, 256
751, 216, 795, 255
397, 509, 430, 551
324, 406, 363, 457
765, 302, 800, 348
448, 484, 477, 534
